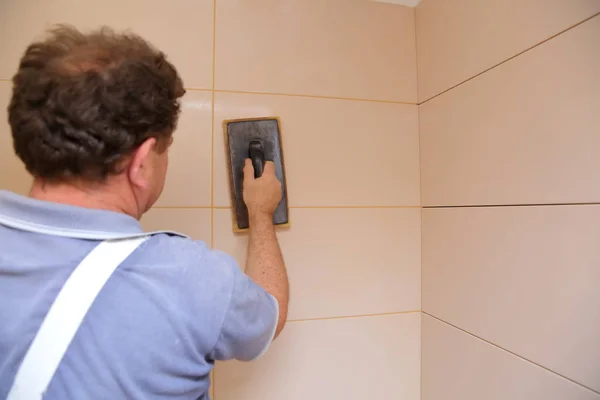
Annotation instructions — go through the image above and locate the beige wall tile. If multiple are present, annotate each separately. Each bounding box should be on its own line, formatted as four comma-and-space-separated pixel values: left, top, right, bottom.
141, 208, 211, 243
213, 208, 421, 320
420, 16, 600, 206
416, 0, 600, 101
214, 92, 420, 207
214, 313, 421, 400
0, 81, 32, 194
155, 91, 212, 208
422, 206, 600, 392
422, 315, 599, 400
215, 0, 417, 102
0, 0, 214, 88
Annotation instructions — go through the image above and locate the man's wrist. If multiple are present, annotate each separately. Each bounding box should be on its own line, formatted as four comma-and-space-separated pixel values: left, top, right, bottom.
248, 210, 274, 226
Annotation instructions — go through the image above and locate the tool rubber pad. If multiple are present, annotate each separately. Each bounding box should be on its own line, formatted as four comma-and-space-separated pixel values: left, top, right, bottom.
225, 118, 289, 230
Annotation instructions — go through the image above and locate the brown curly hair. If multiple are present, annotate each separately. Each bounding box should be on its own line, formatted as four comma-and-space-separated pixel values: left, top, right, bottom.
8, 24, 186, 181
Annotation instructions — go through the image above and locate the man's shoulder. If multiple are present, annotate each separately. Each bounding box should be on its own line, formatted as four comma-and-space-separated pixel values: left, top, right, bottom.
125, 232, 240, 283
112, 233, 243, 338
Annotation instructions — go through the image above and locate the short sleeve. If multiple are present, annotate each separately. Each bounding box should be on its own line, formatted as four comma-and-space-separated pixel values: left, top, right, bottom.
209, 253, 279, 362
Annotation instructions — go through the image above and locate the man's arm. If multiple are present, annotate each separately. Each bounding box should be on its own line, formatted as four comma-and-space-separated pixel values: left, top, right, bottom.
242, 159, 289, 338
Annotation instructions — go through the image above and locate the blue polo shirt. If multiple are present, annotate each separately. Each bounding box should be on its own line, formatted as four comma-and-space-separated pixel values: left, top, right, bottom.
0, 190, 278, 399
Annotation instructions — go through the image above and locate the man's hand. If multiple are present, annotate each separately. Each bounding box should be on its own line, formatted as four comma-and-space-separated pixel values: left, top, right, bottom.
243, 159, 282, 217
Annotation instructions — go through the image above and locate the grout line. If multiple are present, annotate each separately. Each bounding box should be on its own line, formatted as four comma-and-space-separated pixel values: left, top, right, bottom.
153, 205, 422, 210
288, 310, 420, 323
211, 0, 217, 396
153, 206, 212, 209
184, 87, 212, 93
413, 7, 423, 398
424, 202, 600, 209
213, 89, 418, 105
209, 0, 217, 251
418, 12, 600, 106
288, 205, 422, 209
413, 5, 424, 396
422, 312, 600, 396
152, 203, 600, 210
183, 88, 418, 105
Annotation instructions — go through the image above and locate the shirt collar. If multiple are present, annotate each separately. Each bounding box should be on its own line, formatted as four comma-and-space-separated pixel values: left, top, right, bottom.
0, 190, 184, 240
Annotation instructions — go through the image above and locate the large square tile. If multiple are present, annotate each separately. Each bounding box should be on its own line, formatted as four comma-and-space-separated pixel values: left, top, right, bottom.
215, 0, 417, 102
422, 206, 600, 392
155, 91, 212, 207
422, 315, 598, 400
214, 313, 421, 400
214, 92, 420, 207
0, 0, 214, 88
213, 207, 421, 320
420, 16, 600, 206
416, 0, 600, 101
0, 81, 32, 194
141, 208, 211, 243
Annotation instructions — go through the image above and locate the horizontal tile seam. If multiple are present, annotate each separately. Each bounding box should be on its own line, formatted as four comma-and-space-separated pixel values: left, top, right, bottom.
422, 311, 600, 396
152, 205, 423, 209
423, 202, 600, 209
159, 85, 419, 105
288, 310, 420, 323
153, 203, 600, 210
418, 11, 600, 106
0, 79, 417, 104
211, 89, 418, 105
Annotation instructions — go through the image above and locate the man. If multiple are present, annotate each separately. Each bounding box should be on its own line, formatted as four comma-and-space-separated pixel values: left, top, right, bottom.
0, 25, 289, 399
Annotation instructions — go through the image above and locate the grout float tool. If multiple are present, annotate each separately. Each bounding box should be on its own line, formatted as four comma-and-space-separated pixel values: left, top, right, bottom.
223, 117, 290, 232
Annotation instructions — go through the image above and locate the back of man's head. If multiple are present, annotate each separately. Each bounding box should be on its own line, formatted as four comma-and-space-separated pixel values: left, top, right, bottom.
8, 24, 185, 183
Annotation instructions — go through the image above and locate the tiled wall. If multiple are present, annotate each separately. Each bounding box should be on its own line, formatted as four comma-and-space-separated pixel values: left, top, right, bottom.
5, 1, 597, 399
417, 0, 600, 399
0, 1, 421, 399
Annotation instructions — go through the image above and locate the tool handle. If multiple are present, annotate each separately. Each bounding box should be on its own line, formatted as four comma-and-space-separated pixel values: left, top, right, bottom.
249, 141, 265, 178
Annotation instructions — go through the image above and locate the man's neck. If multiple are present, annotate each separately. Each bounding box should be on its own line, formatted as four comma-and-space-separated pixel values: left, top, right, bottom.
29, 178, 140, 219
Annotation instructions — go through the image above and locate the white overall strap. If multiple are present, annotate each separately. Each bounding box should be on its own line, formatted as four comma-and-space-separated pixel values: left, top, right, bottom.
7, 236, 150, 400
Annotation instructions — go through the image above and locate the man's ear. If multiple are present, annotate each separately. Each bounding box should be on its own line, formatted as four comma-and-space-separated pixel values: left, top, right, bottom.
128, 137, 157, 189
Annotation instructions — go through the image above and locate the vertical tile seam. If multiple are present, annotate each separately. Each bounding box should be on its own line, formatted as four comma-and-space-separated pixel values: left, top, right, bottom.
210, 0, 217, 250
211, 1, 217, 398
413, 5, 425, 400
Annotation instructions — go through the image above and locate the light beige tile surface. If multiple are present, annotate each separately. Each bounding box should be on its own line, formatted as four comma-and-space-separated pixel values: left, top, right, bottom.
416, 0, 600, 101
214, 313, 421, 400
214, 92, 420, 207
213, 207, 421, 320
215, 0, 417, 102
422, 314, 599, 400
140, 208, 211, 243
420, 16, 600, 206
422, 206, 600, 392
154, 91, 212, 208
0, 81, 32, 194
0, 0, 214, 88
